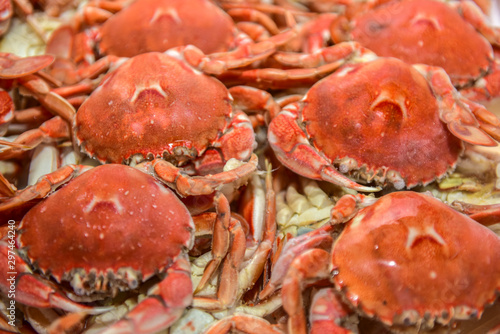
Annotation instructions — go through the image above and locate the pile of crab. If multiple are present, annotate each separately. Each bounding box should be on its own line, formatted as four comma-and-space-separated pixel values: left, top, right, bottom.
0, 0, 499, 333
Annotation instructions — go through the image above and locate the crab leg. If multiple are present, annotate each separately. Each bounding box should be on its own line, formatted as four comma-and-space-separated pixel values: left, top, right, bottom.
194, 164, 277, 309
460, 57, 500, 102
0, 116, 70, 160
194, 194, 234, 295
260, 193, 376, 300
0, 172, 15, 197
452, 200, 500, 227
237, 165, 277, 297
414, 64, 500, 146
193, 215, 246, 310
268, 102, 380, 192
273, 41, 371, 68
309, 288, 355, 334
100, 254, 192, 334
139, 154, 258, 197
259, 226, 333, 300
229, 86, 281, 123
168, 28, 296, 75
449, 1, 500, 45
0, 90, 14, 136
219, 60, 352, 90
0, 54, 76, 122
202, 313, 284, 334
226, 8, 281, 35
236, 21, 271, 42
0, 164, 91, 212
0, 53, 55, 78
0, 241, 95, 313
282, 248, 331, 334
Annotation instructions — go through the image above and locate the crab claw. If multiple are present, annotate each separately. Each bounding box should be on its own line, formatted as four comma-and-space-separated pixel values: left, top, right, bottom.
310, 288, 355, 334
268, 102, 380, 192
414, 64, 499, 147
461, 99, 500, 142
0, 53, 55, 78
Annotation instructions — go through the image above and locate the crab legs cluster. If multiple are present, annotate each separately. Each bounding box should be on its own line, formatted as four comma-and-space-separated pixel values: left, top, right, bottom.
0, 0, 500, 333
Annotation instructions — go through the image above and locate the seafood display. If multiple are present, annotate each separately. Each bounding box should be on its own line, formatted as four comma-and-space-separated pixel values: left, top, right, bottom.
0, 0, 499, 333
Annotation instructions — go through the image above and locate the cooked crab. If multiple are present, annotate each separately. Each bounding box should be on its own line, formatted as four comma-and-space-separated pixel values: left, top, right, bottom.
44, 0, 296, 85
268, 49, 500, 191
272, 191, 500, 333
329, 0, 500, 101
0, 164, 195, 334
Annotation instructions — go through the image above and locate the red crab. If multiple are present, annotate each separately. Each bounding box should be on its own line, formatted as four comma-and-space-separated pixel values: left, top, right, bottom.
268, 49, 500, 191
1, 51, 269, 188
0, 164, 195, 334
45, 0, 296, 85
329, 0, 500, 101
273, 191, 500, 333
1, 51, 268, 307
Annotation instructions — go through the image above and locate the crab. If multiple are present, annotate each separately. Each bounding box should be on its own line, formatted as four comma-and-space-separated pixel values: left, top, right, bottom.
269, 191, 500, 333
0, 163, 195, 334
328, 0, 500, 101
0, 51, 274, 308
0, 51, 271, 180
43, 0, 297, 85
267, 47, 500, 191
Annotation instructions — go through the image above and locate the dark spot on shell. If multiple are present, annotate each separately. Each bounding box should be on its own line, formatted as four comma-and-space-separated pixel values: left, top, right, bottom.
442, 311, 449, 319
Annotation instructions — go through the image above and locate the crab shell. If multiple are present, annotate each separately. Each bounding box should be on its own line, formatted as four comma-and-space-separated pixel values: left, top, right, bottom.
331, 191, 500, 327
332, 0, 493, 87
270, 57, 463, 189
74, 52, 252, 165
17, 164, 194, 295
98, 0, 238, 57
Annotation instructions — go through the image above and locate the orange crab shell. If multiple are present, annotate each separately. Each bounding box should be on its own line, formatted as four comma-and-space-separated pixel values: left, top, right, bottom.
18, 164, 194, 293
332, 0, 493, 87
300, 57, 463, 188
74, 52, 238, 164
98, 0, 237, 57
331, 191, 500, 326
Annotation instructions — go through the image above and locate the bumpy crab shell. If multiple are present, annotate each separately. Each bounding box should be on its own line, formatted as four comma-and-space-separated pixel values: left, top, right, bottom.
17, 164, 194, 295
331, 191, 500, 327
333, 0, 493, 87
74, 52, 239, 164
296, 57, 462, 188
98, 0, 238, 57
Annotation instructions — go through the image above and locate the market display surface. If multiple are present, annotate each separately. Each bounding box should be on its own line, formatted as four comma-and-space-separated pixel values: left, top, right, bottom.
0, 0, 499, 333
